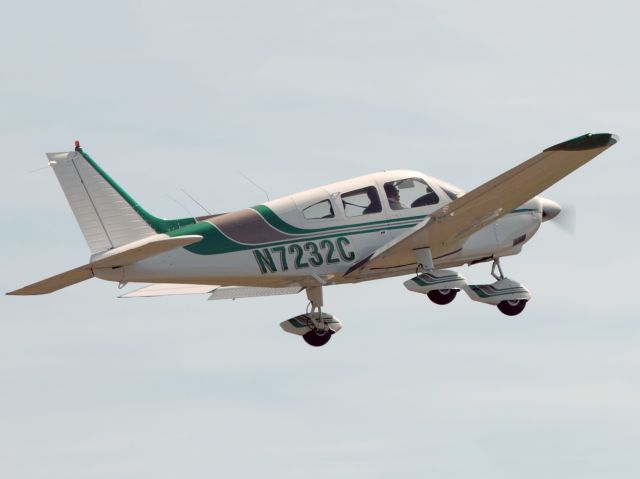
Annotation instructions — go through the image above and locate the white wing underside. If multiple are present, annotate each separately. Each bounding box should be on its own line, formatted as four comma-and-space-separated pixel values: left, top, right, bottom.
120, 283, 304, 300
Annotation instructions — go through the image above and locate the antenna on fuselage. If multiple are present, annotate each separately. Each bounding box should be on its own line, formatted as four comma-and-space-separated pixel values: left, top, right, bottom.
166, 194, 195, 220
180, 188, 213, 216
238, 172, 270, 202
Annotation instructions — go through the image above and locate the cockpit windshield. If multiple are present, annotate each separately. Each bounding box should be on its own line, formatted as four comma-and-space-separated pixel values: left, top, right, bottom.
383, 177, 439, 210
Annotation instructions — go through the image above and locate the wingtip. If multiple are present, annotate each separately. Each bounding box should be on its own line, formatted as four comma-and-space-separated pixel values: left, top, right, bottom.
544, 133, 618, 152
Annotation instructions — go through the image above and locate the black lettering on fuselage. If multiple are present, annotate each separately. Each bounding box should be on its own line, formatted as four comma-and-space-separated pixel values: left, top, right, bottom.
254, 237, 355, 274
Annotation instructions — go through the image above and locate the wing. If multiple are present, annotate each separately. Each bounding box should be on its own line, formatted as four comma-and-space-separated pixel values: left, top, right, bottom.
121, 283, 303, 300
346, 133, 617, 277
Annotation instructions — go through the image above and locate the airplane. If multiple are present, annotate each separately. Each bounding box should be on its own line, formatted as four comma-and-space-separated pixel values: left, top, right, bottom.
7, 133, 617, 346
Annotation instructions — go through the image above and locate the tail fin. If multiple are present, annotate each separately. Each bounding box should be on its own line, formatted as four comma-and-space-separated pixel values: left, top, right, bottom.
47, 144, 195, 254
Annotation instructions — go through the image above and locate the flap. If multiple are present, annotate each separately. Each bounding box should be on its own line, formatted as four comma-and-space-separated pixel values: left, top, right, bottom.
208, 285, 303, 300
120, 283, 303, 300
120, 283, 218, 297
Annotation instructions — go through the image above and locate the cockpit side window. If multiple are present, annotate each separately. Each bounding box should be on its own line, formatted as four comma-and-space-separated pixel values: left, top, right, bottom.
341, 186, 382, 217
383, 177, 439, 210
303, 199, 335, 220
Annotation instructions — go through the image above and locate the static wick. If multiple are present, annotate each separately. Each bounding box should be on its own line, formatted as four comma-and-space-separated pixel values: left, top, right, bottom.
30, 164, 51, 173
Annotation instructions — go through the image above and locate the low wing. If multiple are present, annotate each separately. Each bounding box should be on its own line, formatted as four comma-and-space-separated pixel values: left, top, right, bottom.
7, 234, 203, 295
347, 133, 617, 276
121, 283, 303, 300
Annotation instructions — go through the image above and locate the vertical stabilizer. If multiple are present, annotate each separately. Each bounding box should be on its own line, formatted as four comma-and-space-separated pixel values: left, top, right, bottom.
47, 146, 194, 254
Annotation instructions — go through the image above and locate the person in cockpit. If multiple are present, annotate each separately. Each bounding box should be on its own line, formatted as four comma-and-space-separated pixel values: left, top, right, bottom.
385, 183, 406, 210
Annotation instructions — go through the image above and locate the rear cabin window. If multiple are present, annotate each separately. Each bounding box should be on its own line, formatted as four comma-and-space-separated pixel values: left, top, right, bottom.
384, 178, 439, 210
303, 199, 335, 220
341, 186, 382, 217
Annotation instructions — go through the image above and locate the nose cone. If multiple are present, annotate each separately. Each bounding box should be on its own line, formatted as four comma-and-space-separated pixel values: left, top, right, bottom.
541, 198, 562, 222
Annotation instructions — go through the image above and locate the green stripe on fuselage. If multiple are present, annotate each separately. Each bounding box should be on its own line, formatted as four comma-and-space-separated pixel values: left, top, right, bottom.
252, 204, 426, 234
169, 220, 421, 255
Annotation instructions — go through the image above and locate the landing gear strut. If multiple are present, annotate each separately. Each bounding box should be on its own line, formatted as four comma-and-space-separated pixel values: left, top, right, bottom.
302, 287, 333, 347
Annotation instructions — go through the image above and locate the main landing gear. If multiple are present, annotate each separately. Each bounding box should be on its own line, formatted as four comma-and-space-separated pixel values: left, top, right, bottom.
280, 286, 342, 347
405, 248, 531, 316
465, 260, 531, 316
405, 268, 467, 306
404, 248, 467, 307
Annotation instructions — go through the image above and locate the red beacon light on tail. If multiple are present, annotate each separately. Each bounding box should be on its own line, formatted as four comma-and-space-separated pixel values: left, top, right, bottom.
74, 140, 81, 151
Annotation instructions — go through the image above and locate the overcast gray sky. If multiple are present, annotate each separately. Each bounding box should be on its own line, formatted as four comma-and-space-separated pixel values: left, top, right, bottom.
1, 1, 639, 478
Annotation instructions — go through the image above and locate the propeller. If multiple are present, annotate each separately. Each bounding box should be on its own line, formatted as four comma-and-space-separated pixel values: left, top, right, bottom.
540, 197, 576, 235
553, 204, 576, 235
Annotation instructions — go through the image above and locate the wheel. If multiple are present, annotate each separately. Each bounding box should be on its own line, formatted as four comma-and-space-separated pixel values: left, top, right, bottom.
497, 299, 527, 316
427, 288, 458, 305
303, 329, 333, 347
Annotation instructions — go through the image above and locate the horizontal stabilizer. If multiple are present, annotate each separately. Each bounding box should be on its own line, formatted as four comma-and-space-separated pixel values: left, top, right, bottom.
90, 234, 203, 268
120, 283, 303, 300
7, 234, 203, 296
7, 265, 94, 296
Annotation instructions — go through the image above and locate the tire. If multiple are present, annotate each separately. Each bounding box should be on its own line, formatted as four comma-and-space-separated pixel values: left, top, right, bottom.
427, 288, 458, 305
497, 299, 527, 316
303, 329, 333, 347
